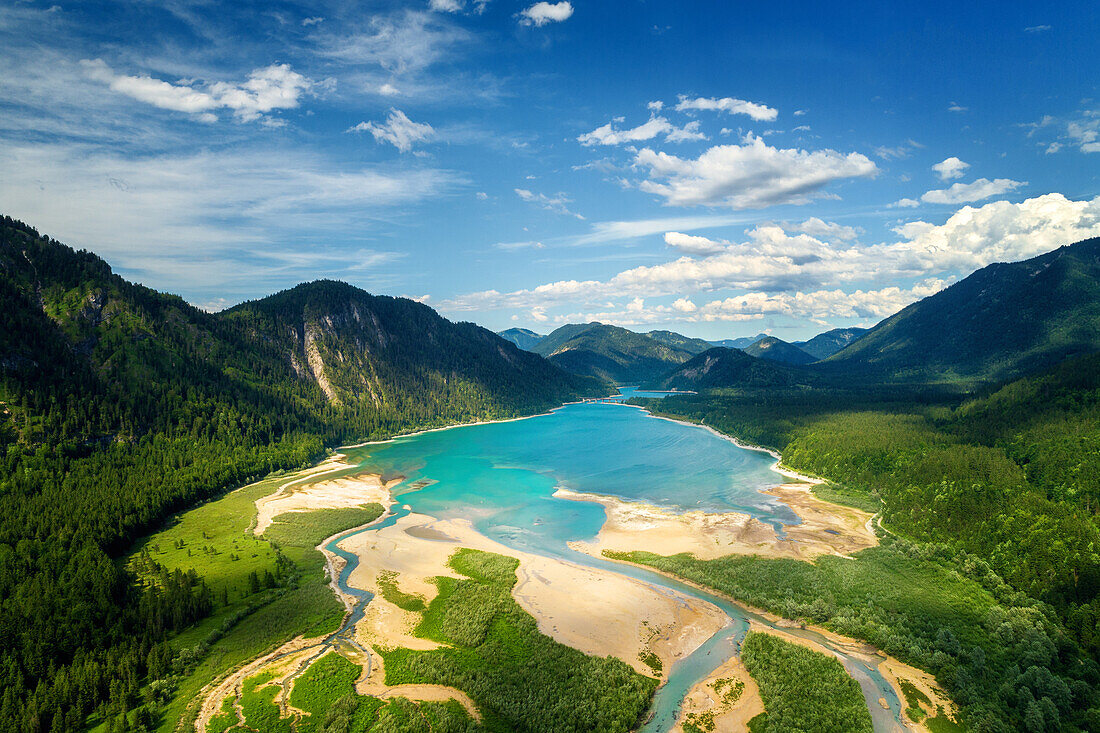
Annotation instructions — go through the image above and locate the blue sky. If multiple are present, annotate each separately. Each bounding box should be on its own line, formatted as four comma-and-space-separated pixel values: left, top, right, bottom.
2, 0, 1099, 340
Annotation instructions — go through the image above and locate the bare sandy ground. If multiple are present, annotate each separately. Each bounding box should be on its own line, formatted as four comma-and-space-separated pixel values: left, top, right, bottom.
557, 481, 876, 562
880, 657, 960, 732
335, 512, 729, 680
254, 462, 402, 536
674, 655, 763, 732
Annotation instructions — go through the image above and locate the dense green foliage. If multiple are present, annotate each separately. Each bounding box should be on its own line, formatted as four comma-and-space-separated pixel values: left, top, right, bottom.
0, 216, 602, 732
288, 652, 363, 733
739, 632, 872, 733
742, 336, 817, 365
375, 571, 426, 613
533, 322, 700, 383
821, 237, 1100, 384
380, 549, 657, 732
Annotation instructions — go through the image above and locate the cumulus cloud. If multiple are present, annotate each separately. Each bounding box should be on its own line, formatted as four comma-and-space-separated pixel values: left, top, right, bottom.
664, 231, 729, 256
792, 217, 859, 241
921, 177, 1024, 204
347, 108, 434, 152
674, 96, 778, 121
633, 135, 877, 209
890, 198, 921, 208
932, 156, 969, 180
577, 116, 706, 146
80, 59, 310, 122
439, 193, 1100, 324
1068, 118, 1100, 153
515, 188, 584, 219
519, 1, 573, 26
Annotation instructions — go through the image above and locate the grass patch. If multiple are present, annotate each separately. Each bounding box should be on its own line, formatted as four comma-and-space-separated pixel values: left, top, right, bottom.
289, 652, 362, 733
238, 671, 292, 733
376, 570, 427, 613
380, 548, 657, 733
205, 694, 237, 733
741, 632, 873, 733
811, 482, 881, 514
898, 678, 930, 722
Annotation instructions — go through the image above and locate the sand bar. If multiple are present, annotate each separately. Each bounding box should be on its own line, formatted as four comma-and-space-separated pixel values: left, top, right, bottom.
557, 482, 876, 561
334, 512, 729, 680
254, 462, 402, 536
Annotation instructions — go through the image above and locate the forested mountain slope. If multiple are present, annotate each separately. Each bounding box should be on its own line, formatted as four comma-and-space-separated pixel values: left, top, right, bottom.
0, 216, 603, 733
652, 347, 805, 390
822, 238, 1100, 384
497, 327, 544, 350
643, 329, 713, 355
533, 322, 699, 383
743, 336, 818, 365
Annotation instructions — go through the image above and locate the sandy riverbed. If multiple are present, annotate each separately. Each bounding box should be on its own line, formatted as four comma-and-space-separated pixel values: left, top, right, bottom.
334, 512, 729, 680
557, 480, 876, 561
674, 654, 764, 732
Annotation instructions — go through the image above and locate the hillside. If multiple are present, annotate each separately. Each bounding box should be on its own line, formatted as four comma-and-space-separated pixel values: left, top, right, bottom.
498, 327, 544, 351
533, 322, 698, 383
644, 329, 714, 354
743, 336, 817, 365
822, 238, 1100, 383
794, 327, 868, 360
0, 216, 603, 733
652, 347, 803, 390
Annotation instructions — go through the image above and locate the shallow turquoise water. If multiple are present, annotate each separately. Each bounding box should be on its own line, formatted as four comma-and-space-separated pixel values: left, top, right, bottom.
328, 395, 905, 732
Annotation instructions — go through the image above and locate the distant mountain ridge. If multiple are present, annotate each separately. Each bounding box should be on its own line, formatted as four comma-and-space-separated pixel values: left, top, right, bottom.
822, 237, 1100, 383
794, 327, 869, 360
497, 327, 544, 351
708, 333, 769, 349
532, 322, 699, 383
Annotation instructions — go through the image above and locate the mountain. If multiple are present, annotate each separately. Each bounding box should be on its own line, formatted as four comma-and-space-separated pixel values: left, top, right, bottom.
743, 336, 817, 365
645, 329, 714, 354
0, 216, 604, 731
708, 333, 769, 349
653, 347, 801, 390
794, 327, 869, 360
822, 238, 1100, 384
533, 322, 698, 383
497, 327, 544, 351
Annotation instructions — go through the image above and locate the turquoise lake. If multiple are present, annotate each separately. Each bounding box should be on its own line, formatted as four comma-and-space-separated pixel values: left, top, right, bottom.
328, 392, 906, 732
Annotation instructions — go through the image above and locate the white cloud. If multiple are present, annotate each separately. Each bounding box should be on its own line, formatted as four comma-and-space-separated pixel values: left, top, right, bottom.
931, 156, 969, 180
664, 232, 729, 256
0, 143, 460, 296
430, 0, 464, 11
476, 191, 489, 200
378, 83, 402, 96
80, 59, 311, 123
577, 116, 707, 146
890, 198, 921, 208
792, 217, 859, 241
674, 96, 778, 121
439, 193, 1100, 324
647, 100, 664, 111
515, 188, 584, 219
347, 108, 434, 152
1024, 24, 1051, 32
302, 16, 325, 26
320, 10, 469, 74
1068, 118, 1100, 153
633, 135, 877, 209
519, 1, 573, 26
921, 177, 1025, 204
948, 102, 968, 113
